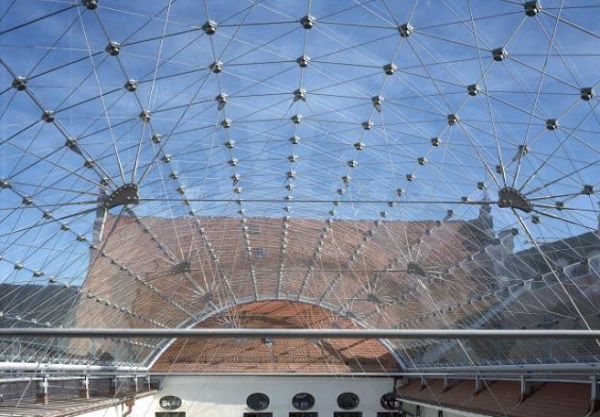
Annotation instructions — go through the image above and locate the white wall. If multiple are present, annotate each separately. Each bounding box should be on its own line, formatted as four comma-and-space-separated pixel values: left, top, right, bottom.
151, 375, 395, 417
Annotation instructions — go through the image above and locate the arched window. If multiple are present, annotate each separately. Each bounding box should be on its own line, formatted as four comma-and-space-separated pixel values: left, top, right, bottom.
337, 392, 359, 410
159, 396, 182, 410
247, 393, 270, 411
292, 393, 315, 410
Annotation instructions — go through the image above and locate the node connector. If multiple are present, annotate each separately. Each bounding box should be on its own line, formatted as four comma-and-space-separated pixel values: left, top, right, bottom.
202, 20, 218, 35
289, 136, 300, 145
139, 110, 151, 122
362, 121, 374, 130
498, 186, 533, 213
372, 95, 384, 112
82, 0, 98, 10
221, 118, 232, 128
293, 88, 307, 102
105, 41, 120, 56
431, 137, 441, 146
447, 114, 459, 126
417, 157, 428, 165
104, 183, 139, 209
406, 173, 415, 182
407, 261, 427, 277
151, 133, 162, 143
354, 142, 365, 150
467, 84, 480, 96
300, 15, 316, 29
348, 160, 357, 168
580, 87, 594, 101
42, 110, 55, 123
210, 61, 223, 73
216, 93, 228, 110
524, 1, 541, 17
12, 76, 27, 91
296, 55, 311, 68
225, 139, 235, 149
546, 118, 558, 130
398, 22, 414, 37
383, 63, 397, 75
125, 79, 137, 92
291, 114, 303, 124
492, 47, 507, 62
582, 185, 594, 195
172, 260, 191, 274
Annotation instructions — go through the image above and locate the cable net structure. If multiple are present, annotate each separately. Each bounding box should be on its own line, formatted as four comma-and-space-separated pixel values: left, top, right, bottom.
1, 0, 600, 372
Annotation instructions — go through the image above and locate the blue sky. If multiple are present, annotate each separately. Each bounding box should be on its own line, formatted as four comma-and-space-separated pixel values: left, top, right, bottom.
0, 1, 599, 340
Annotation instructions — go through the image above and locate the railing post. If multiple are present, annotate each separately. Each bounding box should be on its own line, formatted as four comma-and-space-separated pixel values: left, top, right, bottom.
79, 375, 90, 399
36, 376, 49, 404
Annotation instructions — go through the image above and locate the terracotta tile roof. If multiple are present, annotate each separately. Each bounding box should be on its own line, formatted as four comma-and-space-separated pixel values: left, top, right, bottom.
72, 214, 490, 364
398, 379, 593, 417
151, 300, 400, 373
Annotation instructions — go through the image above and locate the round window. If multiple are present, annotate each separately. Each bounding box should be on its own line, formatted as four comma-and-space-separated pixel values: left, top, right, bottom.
247, 393, 270, 411
159, 396, 182, 410
337, 392, 359, 410
380, 392, 400, 410
292, 392, 315, 410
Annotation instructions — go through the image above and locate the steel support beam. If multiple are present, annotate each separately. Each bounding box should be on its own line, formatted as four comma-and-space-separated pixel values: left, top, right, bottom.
0, 362, 148, 373
2, 328, 600, 339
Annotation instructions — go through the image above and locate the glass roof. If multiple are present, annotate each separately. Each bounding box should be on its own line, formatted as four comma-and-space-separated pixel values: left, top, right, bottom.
1, 0, 600, 371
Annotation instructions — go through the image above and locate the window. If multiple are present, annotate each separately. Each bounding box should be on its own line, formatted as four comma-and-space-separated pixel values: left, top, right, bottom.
380, 393, 401, 410
156, 413, 185, 417
334, 413, 362, 417
252, 248, 268, 258
244, 413, 272, 417
337, 393, 359, 410
292, 393, 315, 410
289, 413, 317, 417
247, 393, 270, 411
159, 396, 182, 410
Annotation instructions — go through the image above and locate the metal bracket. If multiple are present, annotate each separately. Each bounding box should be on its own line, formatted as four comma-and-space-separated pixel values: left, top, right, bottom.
498, 186, 532, 213
104, 184, 139, 209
